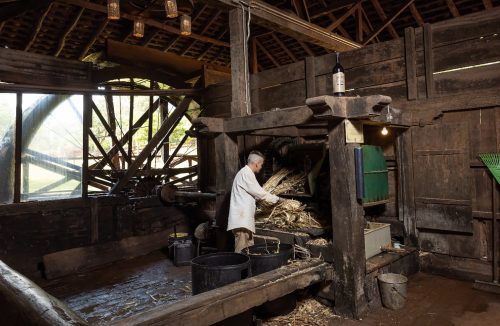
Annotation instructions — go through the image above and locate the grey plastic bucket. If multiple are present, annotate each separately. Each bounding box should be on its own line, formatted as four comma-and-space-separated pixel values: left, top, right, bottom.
378, 273, 408, 310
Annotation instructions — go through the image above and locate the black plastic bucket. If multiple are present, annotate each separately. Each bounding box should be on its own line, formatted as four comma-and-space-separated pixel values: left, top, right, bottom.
191, 252, 252, 326
245, 243, 294, 275
173, 240, 194, 266
191, 252, 250, 295
245, 243, 296, 317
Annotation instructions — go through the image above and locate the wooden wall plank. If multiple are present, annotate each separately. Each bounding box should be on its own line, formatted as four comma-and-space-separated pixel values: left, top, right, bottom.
404, 27, 417, 100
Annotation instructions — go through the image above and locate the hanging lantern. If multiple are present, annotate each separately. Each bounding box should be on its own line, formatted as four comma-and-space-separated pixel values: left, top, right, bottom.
180, 14, 191, 36
133, 19, 145, 38
165, 0, 178, 18
381, 127, 389, 136
107, 0, 120, 20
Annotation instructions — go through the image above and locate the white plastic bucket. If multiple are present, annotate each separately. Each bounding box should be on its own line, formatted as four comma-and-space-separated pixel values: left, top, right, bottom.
378, 273, 408, 310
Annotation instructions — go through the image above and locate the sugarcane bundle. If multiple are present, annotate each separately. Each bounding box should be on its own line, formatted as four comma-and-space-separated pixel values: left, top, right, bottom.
264, 297, 339, 326
256, 199, 322, 229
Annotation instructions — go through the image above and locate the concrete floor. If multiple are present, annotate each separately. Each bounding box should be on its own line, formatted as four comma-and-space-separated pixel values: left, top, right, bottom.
331, 272, 500, 326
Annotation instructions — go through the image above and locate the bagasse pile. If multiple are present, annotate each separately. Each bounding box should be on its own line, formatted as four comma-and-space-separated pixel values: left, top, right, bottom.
256, 168, 322, 229
263, 298, 339, 326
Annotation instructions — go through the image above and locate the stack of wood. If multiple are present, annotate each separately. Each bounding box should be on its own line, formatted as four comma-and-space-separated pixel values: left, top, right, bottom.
256, 168, 322, 229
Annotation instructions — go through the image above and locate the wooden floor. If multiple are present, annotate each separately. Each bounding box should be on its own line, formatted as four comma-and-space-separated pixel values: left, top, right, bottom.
42, 251, 191, 325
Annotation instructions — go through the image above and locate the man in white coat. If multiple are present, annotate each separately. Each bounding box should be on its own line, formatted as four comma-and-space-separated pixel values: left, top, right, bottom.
227, 150, 281, 252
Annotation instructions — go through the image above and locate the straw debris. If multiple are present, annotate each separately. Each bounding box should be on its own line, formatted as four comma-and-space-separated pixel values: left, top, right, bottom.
256, 168, 323, 229
263, 297, 340, 326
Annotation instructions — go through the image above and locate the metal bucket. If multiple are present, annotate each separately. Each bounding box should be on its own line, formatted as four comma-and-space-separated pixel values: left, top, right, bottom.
378, 273, 408, 310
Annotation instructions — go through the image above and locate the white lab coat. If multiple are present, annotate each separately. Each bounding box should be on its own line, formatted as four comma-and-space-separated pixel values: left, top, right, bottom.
227, 165, 279, 233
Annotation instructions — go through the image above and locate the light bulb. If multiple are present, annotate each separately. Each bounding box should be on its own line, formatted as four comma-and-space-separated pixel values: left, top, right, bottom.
381, 127, 389, 136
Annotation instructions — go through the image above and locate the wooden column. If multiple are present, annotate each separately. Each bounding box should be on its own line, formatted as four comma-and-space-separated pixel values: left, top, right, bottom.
396, 130, 417, 245
82, 95, 91, 198
13, 92, 22, 203
423, 23, 434, 98
328, 120, 367, 319
214, 7, 248, 250
404, 27, 417, 100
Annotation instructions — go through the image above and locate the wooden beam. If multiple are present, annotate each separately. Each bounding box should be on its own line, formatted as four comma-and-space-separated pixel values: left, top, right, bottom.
230, 7, 248, 117
94, 99, 160, 170
109, 98, 192, 194
55, 7, 84, 57
82, 95, 91, 198
370, 0, 399, 39
363, 0, 415, 45
396, 131, 417, 245
404, 27, 417, 100
0, 260, 87, 326
88, 129, 117, 171
43, 226, 186, 280
206, 0, 361, 51
444, 0, 460, 17
271, 33, 298, 62
24, 2, 53, 51
196, 29, 228, 60
0, 83, 200, 96
250, 36, 258, 73
166, 4, 210, 52
0, 0, 52, 23
180, 9, 221, 56
409, 3, 424, 27
255, 38, 280, 67
326, 0, 362, 33
423, 23, 434, 98
297, 40, 315, 56
328, 120, 367, 319
483, 0, 493, 10
13, 93, 21, 203
79, 18, 108, 60
90, 101, 131, 164
356, 4, 363, 43
224, 106, 313, 133
61, 0, 229, 48
310, 0, 363, 19
326, 12, 353, 40
109, 259, 332, 326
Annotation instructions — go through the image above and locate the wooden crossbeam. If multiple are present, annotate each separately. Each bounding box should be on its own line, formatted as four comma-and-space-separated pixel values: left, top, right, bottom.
326, 0, 362, 32
24, 2, 53, 51
444, 0, 460, 17
310, 0, 364, 20
409, 3, 425, 27
181, 9, 222, 56
356, 5, 363, 42
297, 40, 314, 56
370, 0, 399, 39
255, 38, 280, 67
165, 4, 210, 52
327, 12, 353, 40
141, 30, 160, 47
88, 129, 117, 171
361, 7, 379, 43
55, 7, 84, 56
362, 0, 415, 45
0, 0, 52, 23
206, 0, 360, 51
197, 29, 228, 60
109, 98, 192, 194
90, 101, 131, 164
109, 260, 332, 326
60, 0, 229, 48
271, 33, 298, 62
79, 18, 108, 60
93, 99, 160, 170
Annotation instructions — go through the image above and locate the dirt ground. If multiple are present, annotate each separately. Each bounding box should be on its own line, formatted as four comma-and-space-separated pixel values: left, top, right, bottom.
268, 272, 500, 326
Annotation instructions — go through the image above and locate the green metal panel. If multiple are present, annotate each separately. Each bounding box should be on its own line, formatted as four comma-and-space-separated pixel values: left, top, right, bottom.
362, 145, 389, 205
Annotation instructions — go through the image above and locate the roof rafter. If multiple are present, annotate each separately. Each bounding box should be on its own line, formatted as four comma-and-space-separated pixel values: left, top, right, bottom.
409, 3, 425, 26
271, 32, 298, 62
444, 0, 460, 17
55, 7, 85, 56
255, 37, 280, 67
59, 0, 230, 48
326, 0, 362, 32
205, 0, 360, 51
25, 2, 54, 51
370, 0, 399, 39
79, 18, 108, 60
363, 0, 415, 45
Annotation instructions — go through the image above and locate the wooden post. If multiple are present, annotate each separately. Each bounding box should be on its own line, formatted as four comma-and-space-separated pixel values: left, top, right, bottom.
13, 92, 22, 203
213, 7, 248, 250
305, 56, 316, 98
82, 95, 91, 198
423, 23, 434, 98
404, 27, 417, 100
396, 129, 417, 246
328, 120, 367, 319
128, 79, 134, 167
147, 80, 154, 169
